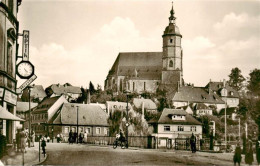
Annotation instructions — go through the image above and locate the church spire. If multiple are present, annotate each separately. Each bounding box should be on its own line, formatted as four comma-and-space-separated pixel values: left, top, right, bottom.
169, 2, 176, 24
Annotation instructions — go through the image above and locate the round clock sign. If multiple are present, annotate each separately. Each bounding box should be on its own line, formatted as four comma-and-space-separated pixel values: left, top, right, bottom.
16, 61, 34, 79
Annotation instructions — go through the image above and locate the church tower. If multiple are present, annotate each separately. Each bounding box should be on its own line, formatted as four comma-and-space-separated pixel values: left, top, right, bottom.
161, 3, 183, 87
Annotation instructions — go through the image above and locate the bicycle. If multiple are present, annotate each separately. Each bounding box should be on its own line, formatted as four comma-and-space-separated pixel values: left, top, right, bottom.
113, 134, 126, 149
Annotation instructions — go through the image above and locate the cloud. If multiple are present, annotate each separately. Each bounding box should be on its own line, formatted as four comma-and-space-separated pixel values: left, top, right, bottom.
19, 17, 161, 88
213, 12, 260, 41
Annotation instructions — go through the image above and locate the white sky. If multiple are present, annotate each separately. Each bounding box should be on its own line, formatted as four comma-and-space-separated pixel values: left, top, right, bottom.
17, 0, 260, 89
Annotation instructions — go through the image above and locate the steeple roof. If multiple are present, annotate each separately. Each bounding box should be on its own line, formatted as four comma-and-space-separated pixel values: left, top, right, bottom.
163, 3, 182, 37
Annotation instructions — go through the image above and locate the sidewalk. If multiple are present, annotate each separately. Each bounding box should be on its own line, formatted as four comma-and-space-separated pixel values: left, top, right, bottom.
0, 142, 47, 166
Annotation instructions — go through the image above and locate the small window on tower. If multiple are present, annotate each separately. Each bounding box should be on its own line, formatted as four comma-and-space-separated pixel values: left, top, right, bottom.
170, 39, 173, 43
169, 60, 173, 67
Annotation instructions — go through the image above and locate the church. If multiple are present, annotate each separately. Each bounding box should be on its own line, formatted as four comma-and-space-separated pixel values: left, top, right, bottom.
104, 5, 184, 94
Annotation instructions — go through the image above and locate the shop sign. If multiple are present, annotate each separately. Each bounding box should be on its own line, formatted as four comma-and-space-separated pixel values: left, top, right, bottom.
18, 74, 37, 91
22, 30, 29, 61
0, 88, 4, 98
4, 90, 17, 105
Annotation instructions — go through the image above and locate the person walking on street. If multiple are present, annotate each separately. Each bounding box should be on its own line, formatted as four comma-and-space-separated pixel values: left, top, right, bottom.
31, 130, 35, 147
41, 136, 47, 157
190, 133, 196, 153
256, 136, 260, 165
84, 131, 88, 144
233, 142, 242, 166
69, 130, 73, 144
20, 130, 27, 153
15, 129, 21, 152
73, 132, 77, 143
245, 139, 254, 165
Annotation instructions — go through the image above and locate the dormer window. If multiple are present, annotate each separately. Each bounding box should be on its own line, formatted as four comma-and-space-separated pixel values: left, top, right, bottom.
171, 114, 186, 120
170, 39, 173, 43
230, 91, 234, 96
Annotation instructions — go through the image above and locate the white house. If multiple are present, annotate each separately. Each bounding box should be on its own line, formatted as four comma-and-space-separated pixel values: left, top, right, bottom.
151, 108, 202, 148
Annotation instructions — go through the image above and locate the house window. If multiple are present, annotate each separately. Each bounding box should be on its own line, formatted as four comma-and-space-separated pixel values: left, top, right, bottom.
133, 82, 135, 91
85, 127, 91, 134
230, 91, 234, 96
104, 128, 108, 136
7, 42, 13, 75
164, 126, 170, 131
144, 82, 146, 91
190, 126, 196, 132
169, 60, 173, 67
170, 39, 173, 43
96, 127, 101, 134
178, 126, 184, 131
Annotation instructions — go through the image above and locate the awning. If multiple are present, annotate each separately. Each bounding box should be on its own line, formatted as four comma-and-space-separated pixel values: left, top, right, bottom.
0, 106, 25, 121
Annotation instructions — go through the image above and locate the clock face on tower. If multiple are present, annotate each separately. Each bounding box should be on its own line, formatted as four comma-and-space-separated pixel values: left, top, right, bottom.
16, 61, 34, 79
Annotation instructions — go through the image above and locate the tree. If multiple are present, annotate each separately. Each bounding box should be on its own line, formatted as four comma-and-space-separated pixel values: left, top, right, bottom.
248, 68, 260, 96
89, 81, 96, 95
76, 88, 87, 103
228, 67, 245, 91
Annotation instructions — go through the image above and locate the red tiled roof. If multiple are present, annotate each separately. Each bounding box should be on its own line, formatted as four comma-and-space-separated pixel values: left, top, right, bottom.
32, 96, 60, 113
52, 103, 109, 126
205, 82, 239, 98
158, 108, 201, 125
172, 86, 225, 104
107, 52, 162, 80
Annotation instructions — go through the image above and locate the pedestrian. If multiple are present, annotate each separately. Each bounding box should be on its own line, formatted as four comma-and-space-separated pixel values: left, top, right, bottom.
57, 134, 60, 143
79, 131, 84, 143
20, 130, 27, 153
31, 130, 35, 147
41, 136, 47, 157
245, 139, 254, 165
69, 130, 73, 144
73, 132, 77, 143
84, 131, 88, 144
190, 133, 196, 153
233, 142, 242, 166
15, 129, 21, 152
256, 136, 260, 165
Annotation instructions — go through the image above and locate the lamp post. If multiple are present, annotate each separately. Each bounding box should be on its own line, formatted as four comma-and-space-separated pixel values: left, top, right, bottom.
38, 135, 41, 162
224, 99, 227, 151
27, 85, 34, 148
76, 106, 79, 144
124, 90, 130, 148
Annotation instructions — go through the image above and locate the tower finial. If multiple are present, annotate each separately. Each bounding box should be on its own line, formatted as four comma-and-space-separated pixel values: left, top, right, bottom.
169, 1, 176, 24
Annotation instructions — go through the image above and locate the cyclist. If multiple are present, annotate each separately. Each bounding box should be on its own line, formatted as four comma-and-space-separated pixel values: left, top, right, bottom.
118, 129, 125, 142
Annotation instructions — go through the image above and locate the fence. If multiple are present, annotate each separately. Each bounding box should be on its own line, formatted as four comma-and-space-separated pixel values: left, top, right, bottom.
63, 135, 155, 149
174, 138, 210, 151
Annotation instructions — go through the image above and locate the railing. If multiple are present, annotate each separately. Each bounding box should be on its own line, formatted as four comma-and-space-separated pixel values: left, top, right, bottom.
62, 135, 155, 149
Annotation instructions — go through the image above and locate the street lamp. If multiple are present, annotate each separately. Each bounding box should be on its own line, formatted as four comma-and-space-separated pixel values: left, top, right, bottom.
124, 90, 130, 148
27, 84, 34, 148
76, 106, 79, 144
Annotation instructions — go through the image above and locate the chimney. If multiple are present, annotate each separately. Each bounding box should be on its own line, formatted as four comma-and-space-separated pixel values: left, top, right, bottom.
223, 79, 226, 88
142, 102, 145, 121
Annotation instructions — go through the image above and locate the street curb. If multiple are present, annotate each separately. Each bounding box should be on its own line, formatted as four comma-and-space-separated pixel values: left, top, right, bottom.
28, 154, 48, 166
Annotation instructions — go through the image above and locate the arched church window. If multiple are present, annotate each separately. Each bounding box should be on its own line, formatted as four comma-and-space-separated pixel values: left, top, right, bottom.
169, 60, 173, 67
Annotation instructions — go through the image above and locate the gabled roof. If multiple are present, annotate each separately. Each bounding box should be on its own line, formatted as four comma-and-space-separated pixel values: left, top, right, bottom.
32, 96, 61, 113
158, 108, 202, 125
205, 81, 239, 98
172, 86, 225, 104
52, 103, 109, 126
30, 85, 47, 98
107, 52, 162, 80
46, 84, 82, 95
16, 102, 38, 112
133, 98, 157, 110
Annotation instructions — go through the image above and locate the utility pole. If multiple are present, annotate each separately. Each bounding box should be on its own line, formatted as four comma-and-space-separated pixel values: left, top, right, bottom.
76, 106, 79, 144
225, 99, 227, 151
